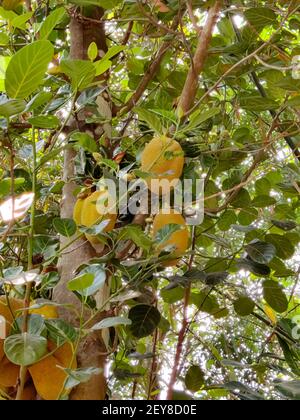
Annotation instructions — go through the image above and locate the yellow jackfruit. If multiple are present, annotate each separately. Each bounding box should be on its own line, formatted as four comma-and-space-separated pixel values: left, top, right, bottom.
80, 190, 117, 244
152, 210, 189, 266
141, 136, 184, 194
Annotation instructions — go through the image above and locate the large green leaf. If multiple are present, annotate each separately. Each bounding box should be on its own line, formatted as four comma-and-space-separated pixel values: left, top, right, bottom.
265, 234, 295, 260
185, 365, 205, 392
4, 333, 48, 366
245, 241, 276, 264
60, 59, 96, 91
0, 98, 26, 117
128, 304, 161, 338
263, 280, 288, 314
53, 218, 77, 238
234, 296, 255, 317
5, 40, 54, 99
275, 381, 300, 400
244, 7, 277, 31
135, 107, 164, 134
39, 7, 67, 39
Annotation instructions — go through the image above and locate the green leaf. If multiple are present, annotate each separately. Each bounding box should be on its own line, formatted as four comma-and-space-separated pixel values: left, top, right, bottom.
265, 234, 295, 260
91, 316, 132, 330
60, 59, 95, 91
5, 40, 54, 99
40, 7, 67, 39
275, 381, 300, 400
231, 188, 251, 208
271, 220, 297, 231
28, 115, 60, 129
185, 365, 205, 392
238, 208, 258, 226
13, 314, 46, 337
120, 225, 152, 251
4, 333, 48, 366
218, 210, 237, 231
128, 304, 161, 338
245, 241, 276, 264
0, 56, 10, 91
77, 264, 106, 297
68, 273, 95, 292
263, 280, 288, 313
102, 45, 125, 61
239, 95, 278, 111
0, 98, 26, 117
94, 59, 112, 76
11, 11, 33, 29
236, 258, 271, 277
252, 195, 276, 208
45, 319, 77, 345
233, 296, 255, 317
88, 42, 98, 61
155, 223, 184, 246
70, 132, 98, 153
244, 7, 277, 31
69, 0, 122, 8
78, 220, 110, 236
65, 367, 102, 390
183, 108, 220, 132
53, 218, 77, 237
135, 107, 163, 134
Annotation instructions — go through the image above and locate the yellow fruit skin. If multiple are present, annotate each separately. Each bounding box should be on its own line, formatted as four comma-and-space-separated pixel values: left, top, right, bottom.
73, 198, 85, 226
141, 136, 184, 193
81, 191, 117, 244
152, 210, 189, 266
29, 342, 76, 400
0, 357, 19, 388
29, 300, 58, 319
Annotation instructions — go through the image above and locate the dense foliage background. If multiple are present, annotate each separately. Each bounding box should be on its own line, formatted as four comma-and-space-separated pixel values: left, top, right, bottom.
0, 0, 300, 400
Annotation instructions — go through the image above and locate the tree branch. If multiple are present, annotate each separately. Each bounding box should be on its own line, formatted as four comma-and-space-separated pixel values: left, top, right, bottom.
116, 16, 180, 116
178, 1, 221, 115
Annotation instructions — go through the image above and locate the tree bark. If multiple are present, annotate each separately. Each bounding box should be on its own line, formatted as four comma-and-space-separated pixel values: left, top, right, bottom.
54, 7, 109, 400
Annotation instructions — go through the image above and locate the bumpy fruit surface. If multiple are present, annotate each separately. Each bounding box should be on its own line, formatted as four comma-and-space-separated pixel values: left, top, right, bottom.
80, 191, 117, 244
152, 210, 189, 266
141, 136, 184, 193
29, 342, 76, 400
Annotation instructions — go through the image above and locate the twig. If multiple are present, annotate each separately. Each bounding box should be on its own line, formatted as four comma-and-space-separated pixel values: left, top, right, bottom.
116, 15, 180, 116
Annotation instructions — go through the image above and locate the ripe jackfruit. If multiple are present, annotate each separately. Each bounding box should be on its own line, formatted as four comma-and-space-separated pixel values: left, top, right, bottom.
141, 136, 184, 194
80, 190, 117, 244
152, 209, 189, 266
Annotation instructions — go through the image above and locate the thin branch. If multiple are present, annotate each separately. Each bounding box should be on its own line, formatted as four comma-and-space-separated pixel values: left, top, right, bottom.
116, 15, 180, 116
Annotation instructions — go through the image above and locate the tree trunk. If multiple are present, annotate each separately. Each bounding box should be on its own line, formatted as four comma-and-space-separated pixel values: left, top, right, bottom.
54, 7, 109, 401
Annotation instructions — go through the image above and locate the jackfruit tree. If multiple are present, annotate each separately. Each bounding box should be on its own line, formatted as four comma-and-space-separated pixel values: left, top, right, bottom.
0, 0, 300, 401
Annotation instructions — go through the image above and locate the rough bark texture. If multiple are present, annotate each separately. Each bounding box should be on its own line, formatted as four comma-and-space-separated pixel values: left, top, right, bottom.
54, 8, 108, 401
